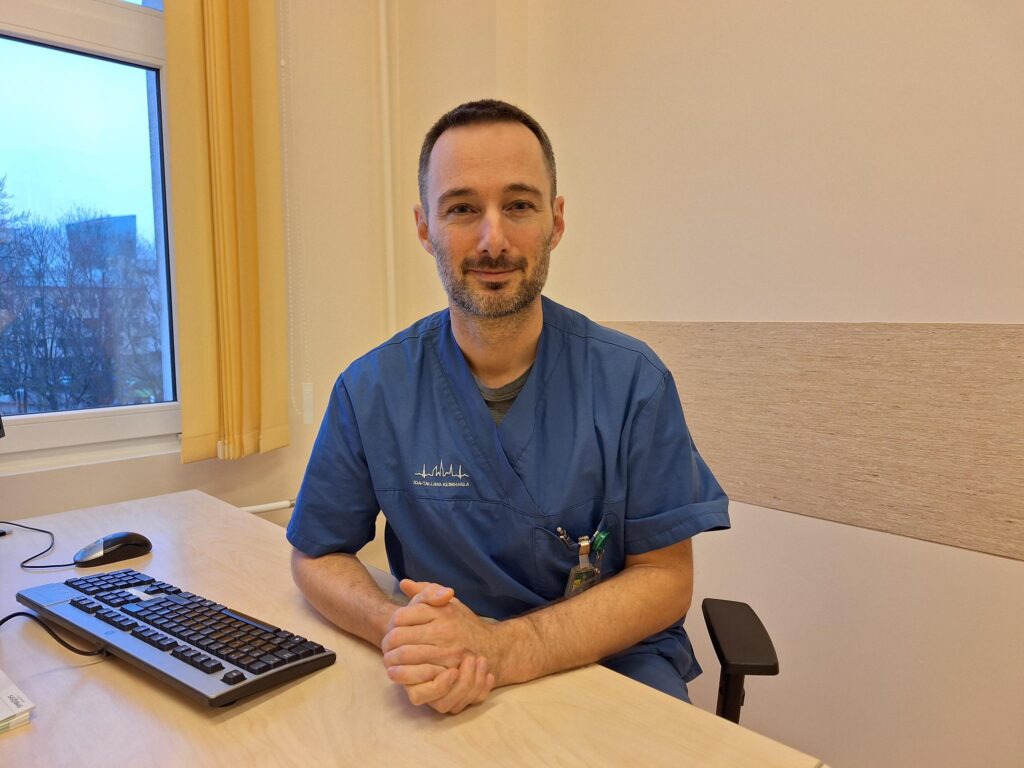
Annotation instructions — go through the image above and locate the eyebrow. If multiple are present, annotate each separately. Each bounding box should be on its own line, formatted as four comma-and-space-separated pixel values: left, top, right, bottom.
434, 183, 545, 210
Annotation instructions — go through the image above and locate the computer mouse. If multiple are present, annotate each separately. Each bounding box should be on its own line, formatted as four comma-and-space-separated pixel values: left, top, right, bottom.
74, 531, 153, 567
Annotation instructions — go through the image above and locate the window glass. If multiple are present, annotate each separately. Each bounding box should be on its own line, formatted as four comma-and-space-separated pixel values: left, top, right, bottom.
121, 0, 164, 10
0, 36, 174, 417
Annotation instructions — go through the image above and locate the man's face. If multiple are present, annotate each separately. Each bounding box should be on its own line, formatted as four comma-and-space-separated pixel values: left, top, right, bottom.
414, 122, 565, 319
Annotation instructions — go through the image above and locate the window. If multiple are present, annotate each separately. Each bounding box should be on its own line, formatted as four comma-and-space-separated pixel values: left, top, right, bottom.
0, 0, 178, 469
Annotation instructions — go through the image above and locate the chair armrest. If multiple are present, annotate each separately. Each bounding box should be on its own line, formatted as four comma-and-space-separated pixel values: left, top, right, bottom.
702, 598, 779, 677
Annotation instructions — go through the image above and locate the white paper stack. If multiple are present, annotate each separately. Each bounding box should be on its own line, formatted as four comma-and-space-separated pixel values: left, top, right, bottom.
0, 667, 35, 733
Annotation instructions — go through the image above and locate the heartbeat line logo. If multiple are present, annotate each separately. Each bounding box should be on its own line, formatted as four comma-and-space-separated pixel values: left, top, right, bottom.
412, 459, 471, 487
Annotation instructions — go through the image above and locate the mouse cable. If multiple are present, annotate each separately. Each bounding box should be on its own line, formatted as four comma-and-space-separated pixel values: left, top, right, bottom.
0, 611, 105, 656
0, 520, 77, 569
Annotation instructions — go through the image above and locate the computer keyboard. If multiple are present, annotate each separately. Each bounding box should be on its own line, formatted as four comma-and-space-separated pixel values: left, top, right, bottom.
16, 568, 336, 706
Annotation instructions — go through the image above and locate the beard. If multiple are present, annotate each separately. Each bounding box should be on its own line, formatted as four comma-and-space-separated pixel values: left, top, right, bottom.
431, 234, 551, 319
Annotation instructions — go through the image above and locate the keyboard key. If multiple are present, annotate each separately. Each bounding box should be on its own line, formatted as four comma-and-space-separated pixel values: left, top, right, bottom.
221, 670, 246, 685
223, 608, 279, 634
199, 659, 224, 674
274, 650, 299, 665
156, 637, 178, 651
246, 661, 270, 675
258, 654, 285, 670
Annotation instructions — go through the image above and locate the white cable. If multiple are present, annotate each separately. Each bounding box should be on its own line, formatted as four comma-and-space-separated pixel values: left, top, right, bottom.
278, 0, 310, 416
240, 500, 295, 515
378, 0, 398, 334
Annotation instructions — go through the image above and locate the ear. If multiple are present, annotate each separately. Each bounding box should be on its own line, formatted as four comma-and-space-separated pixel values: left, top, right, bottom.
413, 203, 434, 255
549, 195, 566, 251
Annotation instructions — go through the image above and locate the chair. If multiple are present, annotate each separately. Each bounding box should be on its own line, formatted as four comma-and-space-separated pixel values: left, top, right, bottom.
701, 598, 779, 723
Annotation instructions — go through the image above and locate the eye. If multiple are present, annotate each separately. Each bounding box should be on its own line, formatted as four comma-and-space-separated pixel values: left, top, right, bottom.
446, 203, 474, 215
508, 200, 537, 212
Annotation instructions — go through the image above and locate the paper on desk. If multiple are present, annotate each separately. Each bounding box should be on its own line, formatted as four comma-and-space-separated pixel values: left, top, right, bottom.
0, 667, 35, 733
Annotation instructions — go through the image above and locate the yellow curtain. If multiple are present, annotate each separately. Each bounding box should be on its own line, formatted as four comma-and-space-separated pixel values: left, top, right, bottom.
165, 1, 289, 462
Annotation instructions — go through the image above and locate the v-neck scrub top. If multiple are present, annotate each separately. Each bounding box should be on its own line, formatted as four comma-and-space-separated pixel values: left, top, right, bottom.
288, 297, 730, 692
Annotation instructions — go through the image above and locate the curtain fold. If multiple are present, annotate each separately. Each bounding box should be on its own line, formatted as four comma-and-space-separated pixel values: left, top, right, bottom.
165, 0, 289, 462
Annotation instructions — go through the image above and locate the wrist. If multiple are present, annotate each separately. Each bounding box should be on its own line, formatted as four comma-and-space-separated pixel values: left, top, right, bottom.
370, 600, 402, 648
490, 615, 540, 686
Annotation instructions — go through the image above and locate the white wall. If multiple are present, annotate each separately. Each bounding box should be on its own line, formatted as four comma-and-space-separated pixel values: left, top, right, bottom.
382, 2, 1024, 767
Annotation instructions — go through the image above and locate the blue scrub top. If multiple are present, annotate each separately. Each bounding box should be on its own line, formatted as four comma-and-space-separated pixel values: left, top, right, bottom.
288, 297, 729, 684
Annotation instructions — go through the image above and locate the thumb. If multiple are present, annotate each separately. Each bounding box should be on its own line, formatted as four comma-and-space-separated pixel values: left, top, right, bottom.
399, 579, 455, 605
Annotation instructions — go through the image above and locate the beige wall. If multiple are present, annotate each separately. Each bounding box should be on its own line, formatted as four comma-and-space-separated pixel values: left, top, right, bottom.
3, 2, 1022, 767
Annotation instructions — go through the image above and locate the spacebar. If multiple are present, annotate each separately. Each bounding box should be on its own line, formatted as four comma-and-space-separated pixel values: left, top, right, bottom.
222, 608, 279, 634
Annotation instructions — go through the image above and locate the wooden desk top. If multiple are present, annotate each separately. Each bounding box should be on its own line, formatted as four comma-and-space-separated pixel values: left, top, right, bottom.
0, 491, 823, 768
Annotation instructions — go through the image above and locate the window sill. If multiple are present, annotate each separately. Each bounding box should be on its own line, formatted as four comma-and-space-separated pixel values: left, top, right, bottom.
0, 403, 182, 476
0, 432, 180, 478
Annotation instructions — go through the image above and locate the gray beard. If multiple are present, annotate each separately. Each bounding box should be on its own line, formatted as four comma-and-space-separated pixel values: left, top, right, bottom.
431, 236, 551, 319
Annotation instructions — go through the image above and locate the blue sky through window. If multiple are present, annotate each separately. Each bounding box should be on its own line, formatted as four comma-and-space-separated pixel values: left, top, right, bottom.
0, 36, 158, 244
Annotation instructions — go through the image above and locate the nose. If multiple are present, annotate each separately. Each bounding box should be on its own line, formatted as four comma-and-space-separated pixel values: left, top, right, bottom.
476, 208, 509, 257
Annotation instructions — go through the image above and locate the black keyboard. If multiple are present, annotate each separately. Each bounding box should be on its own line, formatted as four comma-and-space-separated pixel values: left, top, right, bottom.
16, 568, 336, 706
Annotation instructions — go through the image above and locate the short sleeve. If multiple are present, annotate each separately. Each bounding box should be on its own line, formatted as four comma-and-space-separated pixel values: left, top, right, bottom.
286, 376, 381, 556
622, 371, 730, 555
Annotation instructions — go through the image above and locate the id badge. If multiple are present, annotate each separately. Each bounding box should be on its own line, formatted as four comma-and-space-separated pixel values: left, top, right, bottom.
564, 563, 599, 597
564, 535, 601, 597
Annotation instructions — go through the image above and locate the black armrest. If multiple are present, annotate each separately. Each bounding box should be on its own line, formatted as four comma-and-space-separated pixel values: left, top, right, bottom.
702, 598, 779, 722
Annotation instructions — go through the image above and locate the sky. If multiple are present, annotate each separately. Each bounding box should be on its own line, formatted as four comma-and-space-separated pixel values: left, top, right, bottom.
0, 34, 160, 244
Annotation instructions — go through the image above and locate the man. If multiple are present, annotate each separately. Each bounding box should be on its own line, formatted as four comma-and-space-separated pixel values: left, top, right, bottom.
287, 100, 729, 715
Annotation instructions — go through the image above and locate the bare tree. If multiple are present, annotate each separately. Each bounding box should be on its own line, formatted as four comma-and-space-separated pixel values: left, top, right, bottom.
0, 192, 165, 415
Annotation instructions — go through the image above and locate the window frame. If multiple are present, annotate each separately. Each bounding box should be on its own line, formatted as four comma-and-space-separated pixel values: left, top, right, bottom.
0, 0, 181, 473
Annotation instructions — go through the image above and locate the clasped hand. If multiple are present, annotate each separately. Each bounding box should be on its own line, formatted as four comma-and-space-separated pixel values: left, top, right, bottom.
380, 579, 497, 715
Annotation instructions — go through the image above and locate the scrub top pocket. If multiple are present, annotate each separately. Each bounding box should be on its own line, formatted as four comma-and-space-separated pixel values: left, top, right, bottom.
532, 509, 618, 601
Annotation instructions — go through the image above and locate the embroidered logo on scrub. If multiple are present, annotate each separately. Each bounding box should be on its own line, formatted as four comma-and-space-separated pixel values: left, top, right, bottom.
413, 459, 471, 488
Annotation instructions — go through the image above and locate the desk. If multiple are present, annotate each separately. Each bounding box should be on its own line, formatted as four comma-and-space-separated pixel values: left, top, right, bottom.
1, 491, 823, 767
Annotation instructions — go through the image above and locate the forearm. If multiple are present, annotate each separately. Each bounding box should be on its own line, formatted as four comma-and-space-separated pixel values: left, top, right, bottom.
493, 540, 693, 686
290, 549, 399, 647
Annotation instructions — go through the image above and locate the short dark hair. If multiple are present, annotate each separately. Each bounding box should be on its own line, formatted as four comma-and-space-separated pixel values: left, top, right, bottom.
417, 99, 557, 210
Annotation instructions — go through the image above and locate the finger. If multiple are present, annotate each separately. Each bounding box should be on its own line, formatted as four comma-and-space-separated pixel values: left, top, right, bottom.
462, 660, 495, 710
386, 663, 448, 685
381, 624, 439, 655
381, 625, 416, 655
446, 657, 491, 715
390, 602, 444, 628
473, 672, 496, 705
382, 643, 461, 669
399, 579, 438, 597
445, 657, 493, 715
429, 656, 480, 715
404, 666, 458, 707
400, 579, 455, 606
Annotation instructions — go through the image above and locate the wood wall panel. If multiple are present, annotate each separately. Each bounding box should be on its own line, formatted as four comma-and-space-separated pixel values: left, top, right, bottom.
607, 322, 1024, 561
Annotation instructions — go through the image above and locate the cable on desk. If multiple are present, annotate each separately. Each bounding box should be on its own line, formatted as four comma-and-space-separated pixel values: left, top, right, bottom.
0, 611, 105, 656
0, 520, 77, 568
